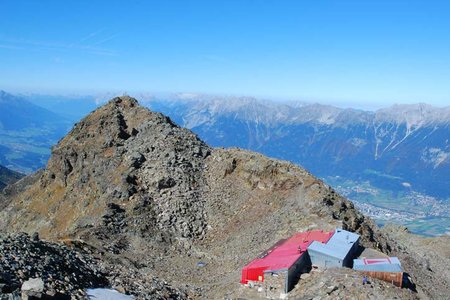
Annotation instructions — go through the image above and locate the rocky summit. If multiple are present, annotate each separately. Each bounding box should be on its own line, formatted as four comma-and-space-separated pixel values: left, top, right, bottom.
0, 96, 449, 299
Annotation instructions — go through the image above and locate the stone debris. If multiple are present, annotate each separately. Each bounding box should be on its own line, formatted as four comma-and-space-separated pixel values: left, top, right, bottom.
0, 233, 107, 299
21, 278, 43, 300
0, 233, 188, 299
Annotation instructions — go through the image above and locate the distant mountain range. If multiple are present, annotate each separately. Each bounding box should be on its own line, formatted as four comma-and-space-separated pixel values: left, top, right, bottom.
24, 93, 100, 122
140, 95, 450, 236
143, 95, 450, 200
2, 96, 449, 299
0, 91, 72, 173
1, 90, 449, 235
0, 164, 23, 190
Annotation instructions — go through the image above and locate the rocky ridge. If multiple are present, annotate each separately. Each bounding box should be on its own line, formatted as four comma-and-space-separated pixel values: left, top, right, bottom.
144, 96, 450, 201
0, 96, 448, 299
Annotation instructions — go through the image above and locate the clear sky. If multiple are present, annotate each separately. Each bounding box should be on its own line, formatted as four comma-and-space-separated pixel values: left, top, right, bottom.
1, 0, 449, 108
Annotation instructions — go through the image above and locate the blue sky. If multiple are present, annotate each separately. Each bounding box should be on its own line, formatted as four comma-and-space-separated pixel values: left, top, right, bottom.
1, 0, 449, 108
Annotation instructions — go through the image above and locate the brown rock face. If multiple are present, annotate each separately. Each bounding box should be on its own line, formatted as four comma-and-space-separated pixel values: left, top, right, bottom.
1, 97, 211, 244
0, 96, 448, 299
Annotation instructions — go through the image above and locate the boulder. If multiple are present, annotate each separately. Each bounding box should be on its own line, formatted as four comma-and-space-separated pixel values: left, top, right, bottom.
21, 278, 44, 299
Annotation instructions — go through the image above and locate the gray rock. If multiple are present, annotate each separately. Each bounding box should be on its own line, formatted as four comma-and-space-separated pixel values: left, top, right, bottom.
326, 285, 338, 295
21, 278, 44, 299
300, 273, 311, 280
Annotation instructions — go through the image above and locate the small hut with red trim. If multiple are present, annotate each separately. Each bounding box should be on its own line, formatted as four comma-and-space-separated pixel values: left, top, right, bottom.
353, 257, 403, 287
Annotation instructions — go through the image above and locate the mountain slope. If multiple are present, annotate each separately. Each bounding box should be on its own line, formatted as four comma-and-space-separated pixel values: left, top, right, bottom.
0, 164, 23, 190
142, 96, 450, 235
0, 90, 69, 131
0, 96, 374, 243
0, 97, 448, 299
0, 90, 72, 173
144, 96, 450, 199
4, 91, 447, 233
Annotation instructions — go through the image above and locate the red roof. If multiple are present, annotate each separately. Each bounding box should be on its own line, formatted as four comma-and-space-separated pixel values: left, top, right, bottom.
241, 230, 334, 284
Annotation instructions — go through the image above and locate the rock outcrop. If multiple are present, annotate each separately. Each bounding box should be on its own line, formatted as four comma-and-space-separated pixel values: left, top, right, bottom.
21, 278, 44, 300
0, 96, 448, 299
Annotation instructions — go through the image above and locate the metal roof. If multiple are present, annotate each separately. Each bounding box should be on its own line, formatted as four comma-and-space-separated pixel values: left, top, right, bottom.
241, 230, 334, 284
353, 257, 402, 272
307, 228, 360, 260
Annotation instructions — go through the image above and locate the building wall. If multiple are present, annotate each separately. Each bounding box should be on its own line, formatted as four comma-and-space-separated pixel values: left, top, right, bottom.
360, 271, 403, 287
342, 240, 359, 268
309, 239, 359, 269
241, 265, 267, 283
287, 253, 310, 292
308, 249, 343, 268
264, 270, 288, 299
263, 254, 311, 298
